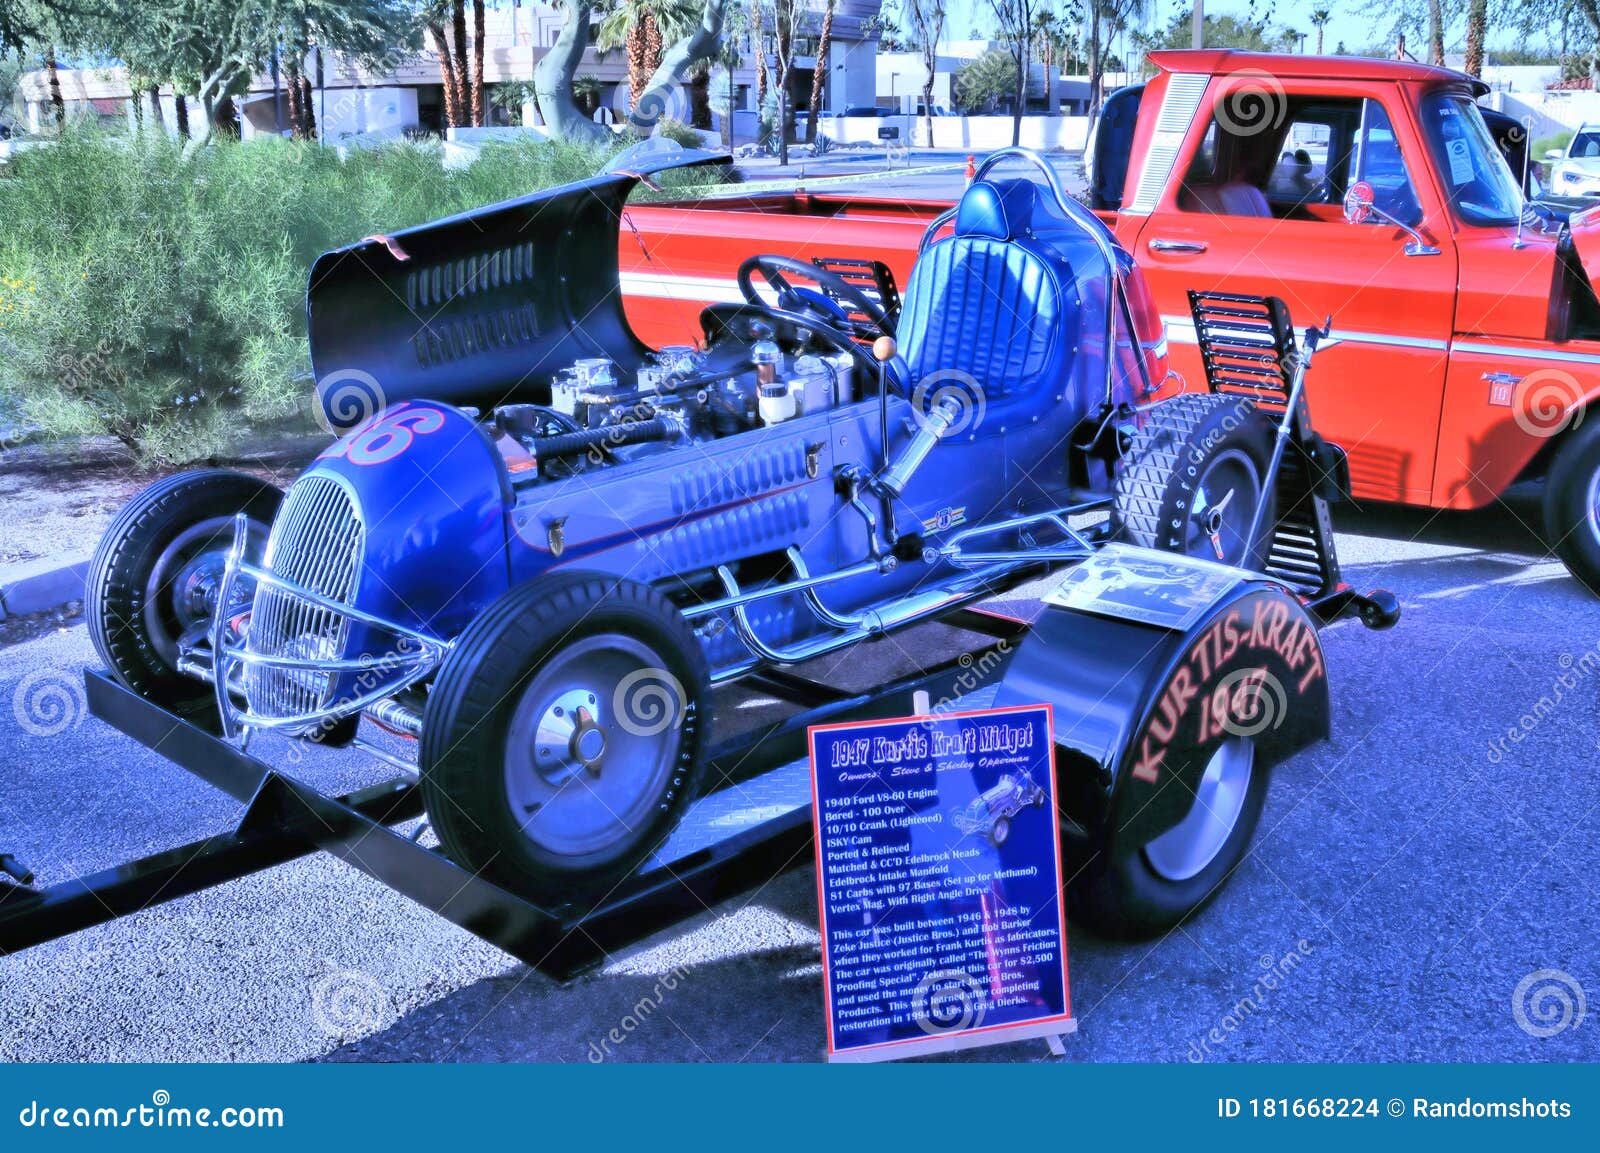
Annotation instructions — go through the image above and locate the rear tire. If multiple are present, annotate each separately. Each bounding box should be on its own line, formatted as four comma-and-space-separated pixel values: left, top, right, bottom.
1542, 419, 1600, 595
420, 572, 710, 907
87, 470, 281, 716
1068, 737, 1266, 939
1115, 394, 1276, 568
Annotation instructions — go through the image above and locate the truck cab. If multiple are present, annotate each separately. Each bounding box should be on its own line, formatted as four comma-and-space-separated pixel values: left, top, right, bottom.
1092, 50, 1600, 590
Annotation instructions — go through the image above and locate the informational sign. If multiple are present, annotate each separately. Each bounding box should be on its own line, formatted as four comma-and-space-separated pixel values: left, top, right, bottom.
809, 704, 1072, 1062
877, 125, 900, 140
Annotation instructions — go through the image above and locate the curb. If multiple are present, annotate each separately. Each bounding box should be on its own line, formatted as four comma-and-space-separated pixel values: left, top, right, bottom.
0, 556, 90, 621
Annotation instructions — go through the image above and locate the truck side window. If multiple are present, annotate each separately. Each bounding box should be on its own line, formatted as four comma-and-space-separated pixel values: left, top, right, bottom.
1178, 96, 1421, 226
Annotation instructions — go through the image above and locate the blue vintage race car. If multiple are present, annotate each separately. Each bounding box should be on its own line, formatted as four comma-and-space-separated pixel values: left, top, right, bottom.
86, 147, 1333, 935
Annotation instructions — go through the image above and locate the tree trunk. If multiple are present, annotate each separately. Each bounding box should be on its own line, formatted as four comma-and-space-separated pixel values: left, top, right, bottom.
44, 45, 64, 126
535, 0, 612, 142
430, 24, 461, 129
147, 83, 164, 133
690, 64, 711, 128
1088, 10, 1103, 125
451, 0, 471, 125
751, 0, 768, 107
1011, 50, 1025, 147
632, 0, 730, 136
626, 22, 650, 108
285, 60, 305, 138
300, 75, 317, 139
1428, 0, 1445, 65
1464, 0, 1487, 78
174, 92, 190, 137
643, 13, 664, 94
472, 0, 486, 126
807, 0, 834, 143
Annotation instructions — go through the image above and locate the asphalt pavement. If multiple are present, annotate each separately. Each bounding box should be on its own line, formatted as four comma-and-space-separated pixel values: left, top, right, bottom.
3, 486, 1598, 1063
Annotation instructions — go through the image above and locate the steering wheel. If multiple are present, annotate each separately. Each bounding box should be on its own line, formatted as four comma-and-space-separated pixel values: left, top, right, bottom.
736, 255, 894, 339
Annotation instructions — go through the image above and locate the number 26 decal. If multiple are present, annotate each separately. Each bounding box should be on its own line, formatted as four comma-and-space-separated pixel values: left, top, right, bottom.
320, 405, 446, 466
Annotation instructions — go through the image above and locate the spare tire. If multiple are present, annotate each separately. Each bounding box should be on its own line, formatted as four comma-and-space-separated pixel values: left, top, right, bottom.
1114, 394, 1276, 568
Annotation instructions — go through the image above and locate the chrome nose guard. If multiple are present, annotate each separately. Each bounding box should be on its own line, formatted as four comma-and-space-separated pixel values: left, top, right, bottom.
207, 513, 450, 740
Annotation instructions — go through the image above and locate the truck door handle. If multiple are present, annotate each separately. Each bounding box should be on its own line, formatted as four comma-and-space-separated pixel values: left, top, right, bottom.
1148, 238, 1208, 254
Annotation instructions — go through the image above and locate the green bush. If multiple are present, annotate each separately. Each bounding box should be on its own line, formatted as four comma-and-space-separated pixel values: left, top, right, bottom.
0, 125, 696, 465
655, 118, 704, 149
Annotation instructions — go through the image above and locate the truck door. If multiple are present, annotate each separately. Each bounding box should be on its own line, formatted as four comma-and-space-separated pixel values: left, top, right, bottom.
1130, 85, 1458, 505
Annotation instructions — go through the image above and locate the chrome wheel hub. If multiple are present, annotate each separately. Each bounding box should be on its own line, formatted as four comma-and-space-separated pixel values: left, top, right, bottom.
1188, 450, 1262, 565
1143, 736, 1255, 882
533, 688, 607, 782
504, 634, 684, 858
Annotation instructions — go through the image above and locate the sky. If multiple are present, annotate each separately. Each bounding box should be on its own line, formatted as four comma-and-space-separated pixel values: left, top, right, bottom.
937, 0, 1545, 59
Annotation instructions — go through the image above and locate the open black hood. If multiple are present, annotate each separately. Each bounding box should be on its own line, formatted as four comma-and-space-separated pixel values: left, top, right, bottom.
306, 146, 729, 428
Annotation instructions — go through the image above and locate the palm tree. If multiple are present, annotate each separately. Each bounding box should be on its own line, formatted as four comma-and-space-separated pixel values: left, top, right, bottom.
598, 0, 698, 110
750, 0, 768, 107
472, 0, 486, 125
1426, 0, 1445, 65
451, 0, 470, 124
573, 73, 603, 116
805, 0, 834, 142
424, 1, 469, 127
1464, 0, 1487, 78
1310, 8, 1331, 55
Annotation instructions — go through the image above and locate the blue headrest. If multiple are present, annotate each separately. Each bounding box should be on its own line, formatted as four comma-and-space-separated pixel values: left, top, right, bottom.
954, 179, 1036, 241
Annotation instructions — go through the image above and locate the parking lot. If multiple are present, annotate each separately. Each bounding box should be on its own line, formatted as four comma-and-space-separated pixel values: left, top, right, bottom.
3, 486, 1597, 1063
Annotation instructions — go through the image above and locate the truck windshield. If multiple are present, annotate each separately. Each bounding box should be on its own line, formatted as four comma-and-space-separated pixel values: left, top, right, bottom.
1420, 92, 1523, 226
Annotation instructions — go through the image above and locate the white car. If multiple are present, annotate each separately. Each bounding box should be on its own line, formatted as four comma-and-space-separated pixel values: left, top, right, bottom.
1548, 124, 1600, 197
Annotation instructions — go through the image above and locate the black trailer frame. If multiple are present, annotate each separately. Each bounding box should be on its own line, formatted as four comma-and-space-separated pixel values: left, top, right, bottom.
0, 618, 1032, 980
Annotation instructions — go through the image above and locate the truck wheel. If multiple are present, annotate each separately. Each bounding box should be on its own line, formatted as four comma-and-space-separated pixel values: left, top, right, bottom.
1069, 736, 1266, 939
1542, 419, 1600, 594
420, 573, 710, 907
87, 470, 281, 716
1115, 394, 1275, 568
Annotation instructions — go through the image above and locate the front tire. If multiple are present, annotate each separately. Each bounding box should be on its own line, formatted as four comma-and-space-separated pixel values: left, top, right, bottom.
420, 573, 711, 907
1068, 736, 1265, 939
1115, 394, 1276, 568
87, 469, 281, 716
1543, 419, 1600, 594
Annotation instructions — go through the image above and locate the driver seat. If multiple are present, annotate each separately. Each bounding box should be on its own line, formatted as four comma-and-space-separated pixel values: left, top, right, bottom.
895, 179, 1068, 412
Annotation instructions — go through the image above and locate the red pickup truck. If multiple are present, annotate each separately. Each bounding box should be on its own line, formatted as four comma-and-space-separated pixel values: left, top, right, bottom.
618, 50, 1600, 589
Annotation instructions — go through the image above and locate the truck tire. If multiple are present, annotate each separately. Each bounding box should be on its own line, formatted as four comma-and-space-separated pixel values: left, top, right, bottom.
1543, 419, 1600, 595
1069, 736, 1266, 939
1115, 394, 1276, 568
87, 470, 282, 716
420, 572, 711, 908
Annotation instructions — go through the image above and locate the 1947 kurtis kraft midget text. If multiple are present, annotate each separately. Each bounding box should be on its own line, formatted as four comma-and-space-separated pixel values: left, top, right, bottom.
2, 146, 1399, 955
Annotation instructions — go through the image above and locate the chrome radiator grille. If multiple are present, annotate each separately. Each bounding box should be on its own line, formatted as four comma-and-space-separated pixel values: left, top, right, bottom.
243, 475, 364, 721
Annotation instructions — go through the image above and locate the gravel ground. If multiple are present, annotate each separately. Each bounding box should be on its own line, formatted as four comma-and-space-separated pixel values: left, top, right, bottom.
0, 436, 321, 585
2, 488, 1598, 1063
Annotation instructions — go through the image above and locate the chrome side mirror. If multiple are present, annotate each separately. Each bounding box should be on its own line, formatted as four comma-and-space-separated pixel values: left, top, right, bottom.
1342, 180, 1440, 257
